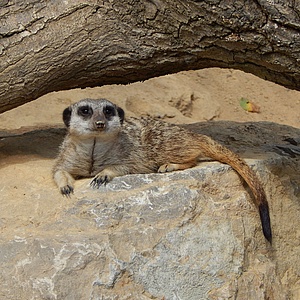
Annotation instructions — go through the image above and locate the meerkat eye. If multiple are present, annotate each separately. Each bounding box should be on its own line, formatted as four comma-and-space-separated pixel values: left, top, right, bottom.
78, 106, 93, 117
104, 106, 115, 118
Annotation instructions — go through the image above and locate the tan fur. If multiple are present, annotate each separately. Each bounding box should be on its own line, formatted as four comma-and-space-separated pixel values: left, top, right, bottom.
53, 98, 272, 242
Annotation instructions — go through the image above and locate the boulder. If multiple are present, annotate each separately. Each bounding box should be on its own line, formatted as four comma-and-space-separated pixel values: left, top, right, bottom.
0, 121, 299, 299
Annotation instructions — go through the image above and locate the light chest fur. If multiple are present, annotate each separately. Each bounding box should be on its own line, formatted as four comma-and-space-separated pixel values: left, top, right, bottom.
60, 135, 123, 177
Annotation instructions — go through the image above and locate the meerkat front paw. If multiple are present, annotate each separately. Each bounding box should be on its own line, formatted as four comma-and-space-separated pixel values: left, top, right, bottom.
53, 170, 75, 197
60, 185, 74, 197
90, 174, 112, 188
90, 168, 118, 188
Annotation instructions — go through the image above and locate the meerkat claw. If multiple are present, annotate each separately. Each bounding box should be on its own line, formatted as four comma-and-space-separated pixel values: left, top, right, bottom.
90, 175, 109, 188
61, 185, 74, 197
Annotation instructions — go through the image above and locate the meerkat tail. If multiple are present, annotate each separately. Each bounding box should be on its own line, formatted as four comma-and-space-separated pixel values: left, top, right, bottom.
258, 200, 272, 243
198, 136, 272, 243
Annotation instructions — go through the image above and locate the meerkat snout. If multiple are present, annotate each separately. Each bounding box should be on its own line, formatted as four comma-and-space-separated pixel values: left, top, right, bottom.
93, 114, 107, 130
95, 120, 105, 129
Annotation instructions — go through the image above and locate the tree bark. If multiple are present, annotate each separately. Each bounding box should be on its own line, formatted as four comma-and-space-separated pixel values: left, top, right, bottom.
1, 0, 300, 113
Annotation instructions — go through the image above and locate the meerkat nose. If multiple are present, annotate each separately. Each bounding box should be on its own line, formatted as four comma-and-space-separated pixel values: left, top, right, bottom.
95, 120, 105, 129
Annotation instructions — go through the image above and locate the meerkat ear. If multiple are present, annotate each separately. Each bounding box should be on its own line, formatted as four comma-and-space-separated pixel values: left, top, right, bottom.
63, 106, 72, 127
117, 106, 125, 124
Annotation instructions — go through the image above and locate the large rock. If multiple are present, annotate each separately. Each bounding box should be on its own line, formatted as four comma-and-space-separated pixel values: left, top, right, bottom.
0, 121, 299, 299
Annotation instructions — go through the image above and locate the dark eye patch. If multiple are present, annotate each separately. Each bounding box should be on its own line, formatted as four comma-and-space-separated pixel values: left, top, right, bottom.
103, 105, 116, 119
78, 105, 93, 118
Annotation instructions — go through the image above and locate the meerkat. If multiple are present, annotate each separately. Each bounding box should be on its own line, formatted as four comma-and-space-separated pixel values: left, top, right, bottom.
53, 98, 272, 242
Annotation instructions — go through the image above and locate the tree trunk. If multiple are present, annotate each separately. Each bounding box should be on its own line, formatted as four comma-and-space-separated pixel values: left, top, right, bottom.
1, 0, 300, 113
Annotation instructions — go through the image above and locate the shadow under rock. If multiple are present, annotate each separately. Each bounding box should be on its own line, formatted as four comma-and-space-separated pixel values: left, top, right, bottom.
0, 121, 299, 162
0, 127, 66, 161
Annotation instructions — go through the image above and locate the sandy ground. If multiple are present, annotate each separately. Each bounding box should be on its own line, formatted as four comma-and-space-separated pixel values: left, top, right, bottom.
1, 68, 299, 131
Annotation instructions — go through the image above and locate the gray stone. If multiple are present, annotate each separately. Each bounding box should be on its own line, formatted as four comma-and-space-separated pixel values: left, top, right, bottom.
0, 121, 299, 299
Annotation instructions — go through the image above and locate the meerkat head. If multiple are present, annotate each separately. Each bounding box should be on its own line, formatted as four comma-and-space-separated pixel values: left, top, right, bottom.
62, 98, 125, 138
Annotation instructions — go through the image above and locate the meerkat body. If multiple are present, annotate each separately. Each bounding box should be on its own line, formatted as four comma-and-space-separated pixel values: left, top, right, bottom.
53, 98, 272, 242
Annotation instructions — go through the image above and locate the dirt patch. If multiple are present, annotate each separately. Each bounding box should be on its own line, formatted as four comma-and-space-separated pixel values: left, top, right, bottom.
1, 68, 299, 130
